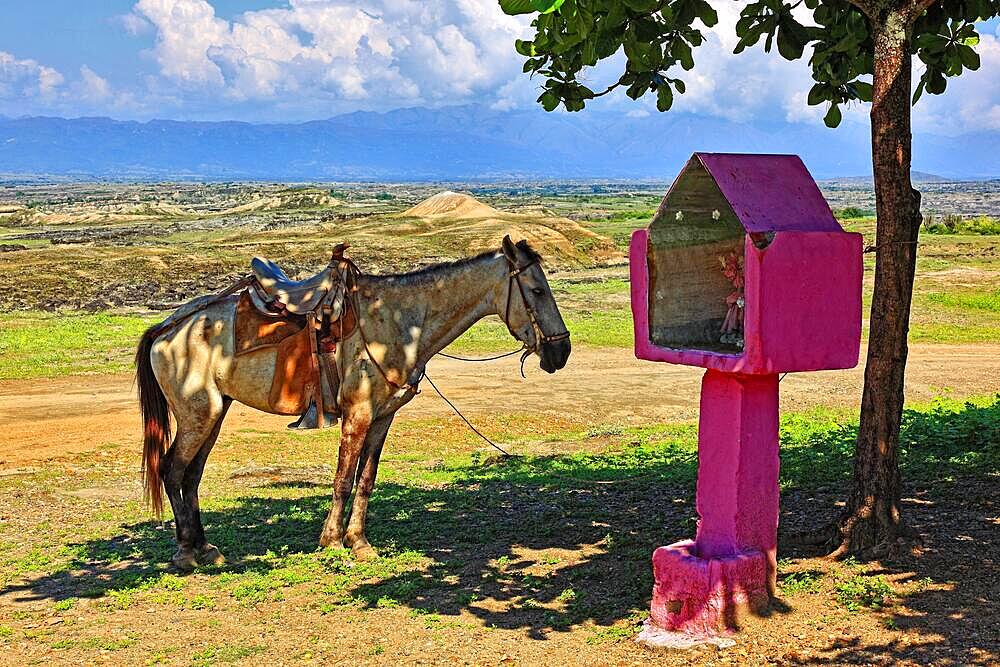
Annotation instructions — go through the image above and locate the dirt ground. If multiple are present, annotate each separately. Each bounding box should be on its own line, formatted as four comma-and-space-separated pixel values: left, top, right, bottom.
2, 343, 998, 466
0, 344, 998, 666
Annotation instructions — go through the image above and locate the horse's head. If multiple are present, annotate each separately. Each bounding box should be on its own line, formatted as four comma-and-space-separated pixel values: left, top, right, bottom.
499, 235, 571, 374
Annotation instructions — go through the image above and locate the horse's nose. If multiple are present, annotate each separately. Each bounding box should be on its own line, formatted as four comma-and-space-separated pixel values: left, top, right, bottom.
541, 338, 571, 373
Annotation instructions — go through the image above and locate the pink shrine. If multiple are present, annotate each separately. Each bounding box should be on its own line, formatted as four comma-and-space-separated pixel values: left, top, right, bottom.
629, 153, 863, 640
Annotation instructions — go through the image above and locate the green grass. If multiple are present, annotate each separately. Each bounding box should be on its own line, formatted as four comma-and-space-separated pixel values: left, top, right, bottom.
0, 312, 157, 379
0, 394, 997, 661
835, 574, 895, 611
923, 289, 1000, 313
448, 308, 634, 353
779, 569, 824, 595
191, 644, 266, 666
834, 206, 874, 219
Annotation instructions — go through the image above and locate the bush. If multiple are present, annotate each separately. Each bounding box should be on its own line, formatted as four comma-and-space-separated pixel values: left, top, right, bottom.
964, 215, 1000, 235
835, 206, 872, 219
923, 213, 1000, 235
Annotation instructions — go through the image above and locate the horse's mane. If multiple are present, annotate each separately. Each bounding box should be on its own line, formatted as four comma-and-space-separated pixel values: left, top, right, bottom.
366, 240, 542, 286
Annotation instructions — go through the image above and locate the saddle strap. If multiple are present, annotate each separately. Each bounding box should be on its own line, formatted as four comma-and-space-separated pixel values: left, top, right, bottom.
306, 311, 325, 422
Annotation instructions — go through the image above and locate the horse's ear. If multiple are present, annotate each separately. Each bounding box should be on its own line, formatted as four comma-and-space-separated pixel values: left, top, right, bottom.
501, 235, 518, 263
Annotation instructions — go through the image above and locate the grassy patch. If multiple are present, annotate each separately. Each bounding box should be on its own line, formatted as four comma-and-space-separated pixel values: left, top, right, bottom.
835, 575, 895, 611
448, 308, 633, 352
780, 569, 824, 596
0, 311, 156, 379
191, 644, 266, 666
923, 289, 1000, 313
0, 393, 997, 662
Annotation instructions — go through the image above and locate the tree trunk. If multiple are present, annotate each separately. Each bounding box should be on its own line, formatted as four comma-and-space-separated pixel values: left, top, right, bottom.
831, 11, 922, 558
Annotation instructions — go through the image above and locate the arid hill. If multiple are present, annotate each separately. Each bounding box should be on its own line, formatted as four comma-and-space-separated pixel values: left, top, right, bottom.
0, 188, 342, 227
392, 191, 620, 268
401, 191, 502, 218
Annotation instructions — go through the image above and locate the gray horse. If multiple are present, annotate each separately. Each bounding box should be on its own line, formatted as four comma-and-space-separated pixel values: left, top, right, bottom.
136, 237, 571, 570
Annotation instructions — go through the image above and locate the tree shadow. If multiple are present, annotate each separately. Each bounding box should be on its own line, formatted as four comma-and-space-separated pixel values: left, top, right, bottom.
1, 449, 703, 640
2, 397, 996, 657
779, 398, 1000, 664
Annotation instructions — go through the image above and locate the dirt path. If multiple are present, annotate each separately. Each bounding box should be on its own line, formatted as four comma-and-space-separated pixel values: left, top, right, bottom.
2, 343, 999, 466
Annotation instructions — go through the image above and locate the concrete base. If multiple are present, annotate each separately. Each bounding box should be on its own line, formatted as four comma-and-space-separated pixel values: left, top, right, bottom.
635, 620, 736, 650
649, 540, 770, 635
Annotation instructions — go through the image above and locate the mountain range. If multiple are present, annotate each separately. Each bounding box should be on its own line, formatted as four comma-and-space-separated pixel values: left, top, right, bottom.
1, 105, 997, 181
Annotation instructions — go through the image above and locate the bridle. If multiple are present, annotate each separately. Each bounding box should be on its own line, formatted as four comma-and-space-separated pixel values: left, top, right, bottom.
503, 255, 571, 354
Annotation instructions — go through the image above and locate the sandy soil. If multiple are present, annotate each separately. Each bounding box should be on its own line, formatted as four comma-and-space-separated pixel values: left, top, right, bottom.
2, 343, 998, 466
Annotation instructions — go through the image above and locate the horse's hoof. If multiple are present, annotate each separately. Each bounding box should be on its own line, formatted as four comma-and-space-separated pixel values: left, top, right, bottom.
197, 544, 225, 566
351, 543, 379, 561
171, 550, 198, 573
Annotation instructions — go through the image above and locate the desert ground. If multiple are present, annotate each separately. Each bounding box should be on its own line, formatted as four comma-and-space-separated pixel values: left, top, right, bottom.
0, 181, 998, 665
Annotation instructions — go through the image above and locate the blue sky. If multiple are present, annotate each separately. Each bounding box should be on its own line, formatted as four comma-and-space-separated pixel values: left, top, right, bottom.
1, 1, 998, 135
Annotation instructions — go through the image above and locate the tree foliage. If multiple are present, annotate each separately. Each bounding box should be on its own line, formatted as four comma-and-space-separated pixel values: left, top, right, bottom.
500, 0, 999, 125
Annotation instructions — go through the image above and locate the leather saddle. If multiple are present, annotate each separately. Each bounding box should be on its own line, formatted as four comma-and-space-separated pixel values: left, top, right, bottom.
250, 242, 352, 318
237, 243, 358, 419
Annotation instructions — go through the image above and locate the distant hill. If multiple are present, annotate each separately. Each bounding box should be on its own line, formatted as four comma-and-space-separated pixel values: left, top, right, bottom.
1, 106, 998, 181
401, 191, 502, 218
390, 190, 620, 267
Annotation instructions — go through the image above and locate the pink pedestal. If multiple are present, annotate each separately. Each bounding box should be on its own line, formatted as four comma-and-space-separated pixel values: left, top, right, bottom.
649, 370, 779, 635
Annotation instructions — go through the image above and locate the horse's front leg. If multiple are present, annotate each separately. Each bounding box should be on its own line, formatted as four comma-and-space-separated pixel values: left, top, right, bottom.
344, 413, 395, 559
319, 404, 371, 549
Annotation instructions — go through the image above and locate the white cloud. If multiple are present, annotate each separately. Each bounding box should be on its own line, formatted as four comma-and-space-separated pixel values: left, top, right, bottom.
0, 51, 65, 100
117, 11, 153, 36
131, 0, 531, 108
78, 66, 112, 101
914, 29, 1000, 135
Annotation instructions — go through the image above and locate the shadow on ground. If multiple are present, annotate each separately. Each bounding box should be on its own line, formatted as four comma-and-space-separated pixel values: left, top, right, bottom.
2, 398, 997, 660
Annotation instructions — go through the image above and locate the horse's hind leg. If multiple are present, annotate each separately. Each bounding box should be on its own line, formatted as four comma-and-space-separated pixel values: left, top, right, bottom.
162, 394, 226, 572
182, 397, 232, 567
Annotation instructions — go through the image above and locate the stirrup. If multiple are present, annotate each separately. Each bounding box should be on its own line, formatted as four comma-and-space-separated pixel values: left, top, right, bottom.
287, 401, 338, 430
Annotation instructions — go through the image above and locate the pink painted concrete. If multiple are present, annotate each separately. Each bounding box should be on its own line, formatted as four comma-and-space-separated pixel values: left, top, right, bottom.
648, 371, 779, 634
650, 540, 769, 635
629, 229, 863, 374
696, 153, 842, 234
694, 371, 779, 575
633, 152, 864, 639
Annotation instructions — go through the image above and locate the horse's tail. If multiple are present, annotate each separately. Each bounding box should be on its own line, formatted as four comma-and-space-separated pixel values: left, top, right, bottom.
136, 324, 170, 518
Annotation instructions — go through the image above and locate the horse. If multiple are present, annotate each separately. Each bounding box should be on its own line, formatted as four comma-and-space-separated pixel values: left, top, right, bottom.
135, 236, 571, 571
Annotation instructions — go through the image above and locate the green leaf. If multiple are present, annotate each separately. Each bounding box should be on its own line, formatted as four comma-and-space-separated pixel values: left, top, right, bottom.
623, 0, 659, 11
514, 39, 536, 57
674, 40, 695, 70
824, 103, 842, 128
807, 84, 826, 106
499, 0, 535, 15
927, 70, 947, 95
499, 0, 565, 15
957, 44, 980, 70
656, 85, 674, 112
539, 90, 561, 111
695, 1, 719, 27
853, 81, 873, 102
777, 24, 804, 60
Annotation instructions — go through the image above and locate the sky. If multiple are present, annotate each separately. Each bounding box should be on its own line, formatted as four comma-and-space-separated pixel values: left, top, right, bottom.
1, 1, 998, 135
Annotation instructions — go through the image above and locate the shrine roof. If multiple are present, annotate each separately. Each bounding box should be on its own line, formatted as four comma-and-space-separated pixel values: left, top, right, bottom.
691, 152, 843, 234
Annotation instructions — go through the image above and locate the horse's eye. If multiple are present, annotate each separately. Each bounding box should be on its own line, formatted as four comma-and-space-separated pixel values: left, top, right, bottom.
531, 288, 545, 296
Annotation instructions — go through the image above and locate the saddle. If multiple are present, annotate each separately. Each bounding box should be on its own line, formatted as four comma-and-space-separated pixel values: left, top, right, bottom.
236, 244, 359, 418
250, 242, 351, 318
